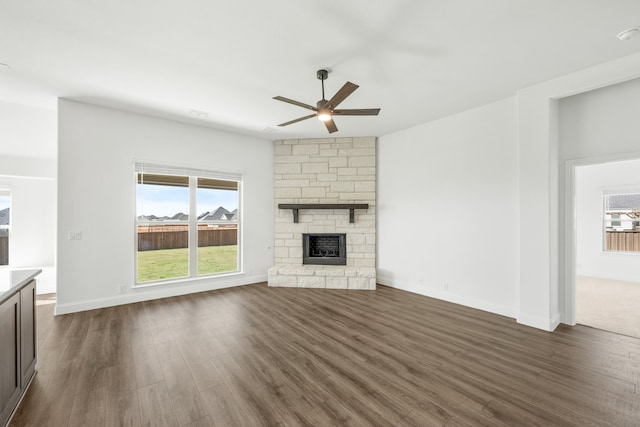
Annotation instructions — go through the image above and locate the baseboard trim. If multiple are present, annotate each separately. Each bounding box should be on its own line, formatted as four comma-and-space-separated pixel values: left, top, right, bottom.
377, 275, 516, 319
54, 274, 267, 315
577, 271, 640, 283
517, 311, 561, 332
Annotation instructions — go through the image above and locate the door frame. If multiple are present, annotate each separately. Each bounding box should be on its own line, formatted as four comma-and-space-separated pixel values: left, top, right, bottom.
564, 151, 640, 325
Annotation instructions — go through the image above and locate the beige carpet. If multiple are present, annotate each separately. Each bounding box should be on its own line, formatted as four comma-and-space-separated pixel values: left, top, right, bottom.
576, 275, 640, 338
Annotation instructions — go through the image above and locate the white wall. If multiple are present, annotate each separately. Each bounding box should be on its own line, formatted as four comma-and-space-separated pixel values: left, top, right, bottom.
0, 177, 56, 266
517, 51, 640, 330
57, 99, 274, 314
0, 100, 57, 159
575, 160, 640, 282
0, 100, 57, 293
378, 98, 519, 317
559, 77, 640, 160
355, 53, 640, 331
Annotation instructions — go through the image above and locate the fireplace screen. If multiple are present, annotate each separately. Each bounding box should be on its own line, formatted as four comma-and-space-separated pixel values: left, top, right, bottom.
303, 233, 346, 266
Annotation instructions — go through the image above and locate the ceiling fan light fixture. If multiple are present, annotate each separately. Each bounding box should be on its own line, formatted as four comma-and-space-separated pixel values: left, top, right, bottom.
317, 109, 332, 122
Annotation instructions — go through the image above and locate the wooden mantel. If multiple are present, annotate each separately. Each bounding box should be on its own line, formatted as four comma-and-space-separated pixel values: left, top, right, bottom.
278, 203, 369, 223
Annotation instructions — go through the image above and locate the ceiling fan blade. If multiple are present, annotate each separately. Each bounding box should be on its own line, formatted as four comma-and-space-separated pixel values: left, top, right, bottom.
277, 113, 316, 127
325, 82, 359, 109
324, 118, 338, 133
333, 108, 381, 116
273, 96, 317, 112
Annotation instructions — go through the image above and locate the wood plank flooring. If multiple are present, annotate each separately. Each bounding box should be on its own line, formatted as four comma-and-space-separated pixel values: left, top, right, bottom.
9, 284, 640, 426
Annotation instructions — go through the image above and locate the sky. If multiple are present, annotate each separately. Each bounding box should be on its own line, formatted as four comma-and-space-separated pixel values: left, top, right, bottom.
137, 184, 238, 218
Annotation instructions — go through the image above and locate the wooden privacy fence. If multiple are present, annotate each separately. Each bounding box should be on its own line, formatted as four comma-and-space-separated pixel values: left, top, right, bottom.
138, 226, 237, 251
605, 231, 640, 252
197, 228, 237, 247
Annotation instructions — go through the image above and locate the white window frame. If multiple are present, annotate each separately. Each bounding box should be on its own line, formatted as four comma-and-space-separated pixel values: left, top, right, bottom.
134, 162, 242, 286
602, 187, 640, 254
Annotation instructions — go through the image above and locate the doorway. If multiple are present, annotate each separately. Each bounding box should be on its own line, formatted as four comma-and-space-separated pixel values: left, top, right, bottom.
573, 159, 640, 338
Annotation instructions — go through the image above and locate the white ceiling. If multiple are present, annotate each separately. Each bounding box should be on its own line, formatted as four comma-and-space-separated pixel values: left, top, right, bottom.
2, 0, 640, 139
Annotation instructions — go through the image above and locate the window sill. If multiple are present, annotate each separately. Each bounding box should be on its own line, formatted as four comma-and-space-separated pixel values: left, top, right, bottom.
601, 250, 640, 256
133, 270, 244, 289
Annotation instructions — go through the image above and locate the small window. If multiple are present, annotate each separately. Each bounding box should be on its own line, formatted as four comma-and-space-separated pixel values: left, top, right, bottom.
135, 163, 241, 284
603, 192, 640, 253
0, 191, 9, 266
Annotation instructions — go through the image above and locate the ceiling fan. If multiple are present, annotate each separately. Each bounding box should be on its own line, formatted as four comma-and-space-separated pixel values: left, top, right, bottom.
273, 69, 380, 134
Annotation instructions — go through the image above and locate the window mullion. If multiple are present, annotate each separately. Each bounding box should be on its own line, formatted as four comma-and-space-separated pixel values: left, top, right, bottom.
189, 176, 198, 277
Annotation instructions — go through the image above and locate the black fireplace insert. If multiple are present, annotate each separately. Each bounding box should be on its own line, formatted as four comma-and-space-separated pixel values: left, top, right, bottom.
303, 233, 346, 266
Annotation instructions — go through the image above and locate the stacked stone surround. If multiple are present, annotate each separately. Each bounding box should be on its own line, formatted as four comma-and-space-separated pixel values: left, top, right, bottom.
268, 136, 376, 289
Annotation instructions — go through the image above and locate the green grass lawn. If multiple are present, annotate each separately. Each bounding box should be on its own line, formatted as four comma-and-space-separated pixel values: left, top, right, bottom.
137, 245, 238, 283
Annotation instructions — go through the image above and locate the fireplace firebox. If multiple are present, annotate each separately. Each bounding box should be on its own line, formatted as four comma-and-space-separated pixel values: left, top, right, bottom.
303, 233, 346, 266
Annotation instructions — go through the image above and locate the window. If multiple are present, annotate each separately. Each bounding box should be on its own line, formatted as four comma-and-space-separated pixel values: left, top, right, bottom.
0, 191, 9, 266
135, 163, 240, 284
603, 191, 640, 253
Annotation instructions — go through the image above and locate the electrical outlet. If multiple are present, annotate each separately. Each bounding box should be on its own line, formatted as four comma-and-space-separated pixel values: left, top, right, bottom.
67, 231, 82, 240
444, 282, 449, 291
119, 285, 126, 294
418, 279, 424, 286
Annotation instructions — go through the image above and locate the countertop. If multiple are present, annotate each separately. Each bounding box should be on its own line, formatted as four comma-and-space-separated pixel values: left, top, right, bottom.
0, 269, 42, 305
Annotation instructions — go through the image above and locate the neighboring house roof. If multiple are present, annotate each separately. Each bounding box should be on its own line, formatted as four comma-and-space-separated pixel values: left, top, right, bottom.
171, 212, 189, 221
198, 206, 236, 222
606, 193, 640, 210
0, 208, 8, 225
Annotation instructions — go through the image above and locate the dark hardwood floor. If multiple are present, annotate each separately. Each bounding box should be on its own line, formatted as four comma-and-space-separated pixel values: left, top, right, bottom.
9, 284, 640, 426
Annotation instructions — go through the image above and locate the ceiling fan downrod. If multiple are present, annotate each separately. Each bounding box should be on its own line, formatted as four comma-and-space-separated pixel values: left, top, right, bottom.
317, 69, 329, 103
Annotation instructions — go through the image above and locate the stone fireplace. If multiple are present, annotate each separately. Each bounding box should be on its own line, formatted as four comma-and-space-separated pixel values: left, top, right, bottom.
268, 137, 376, 289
